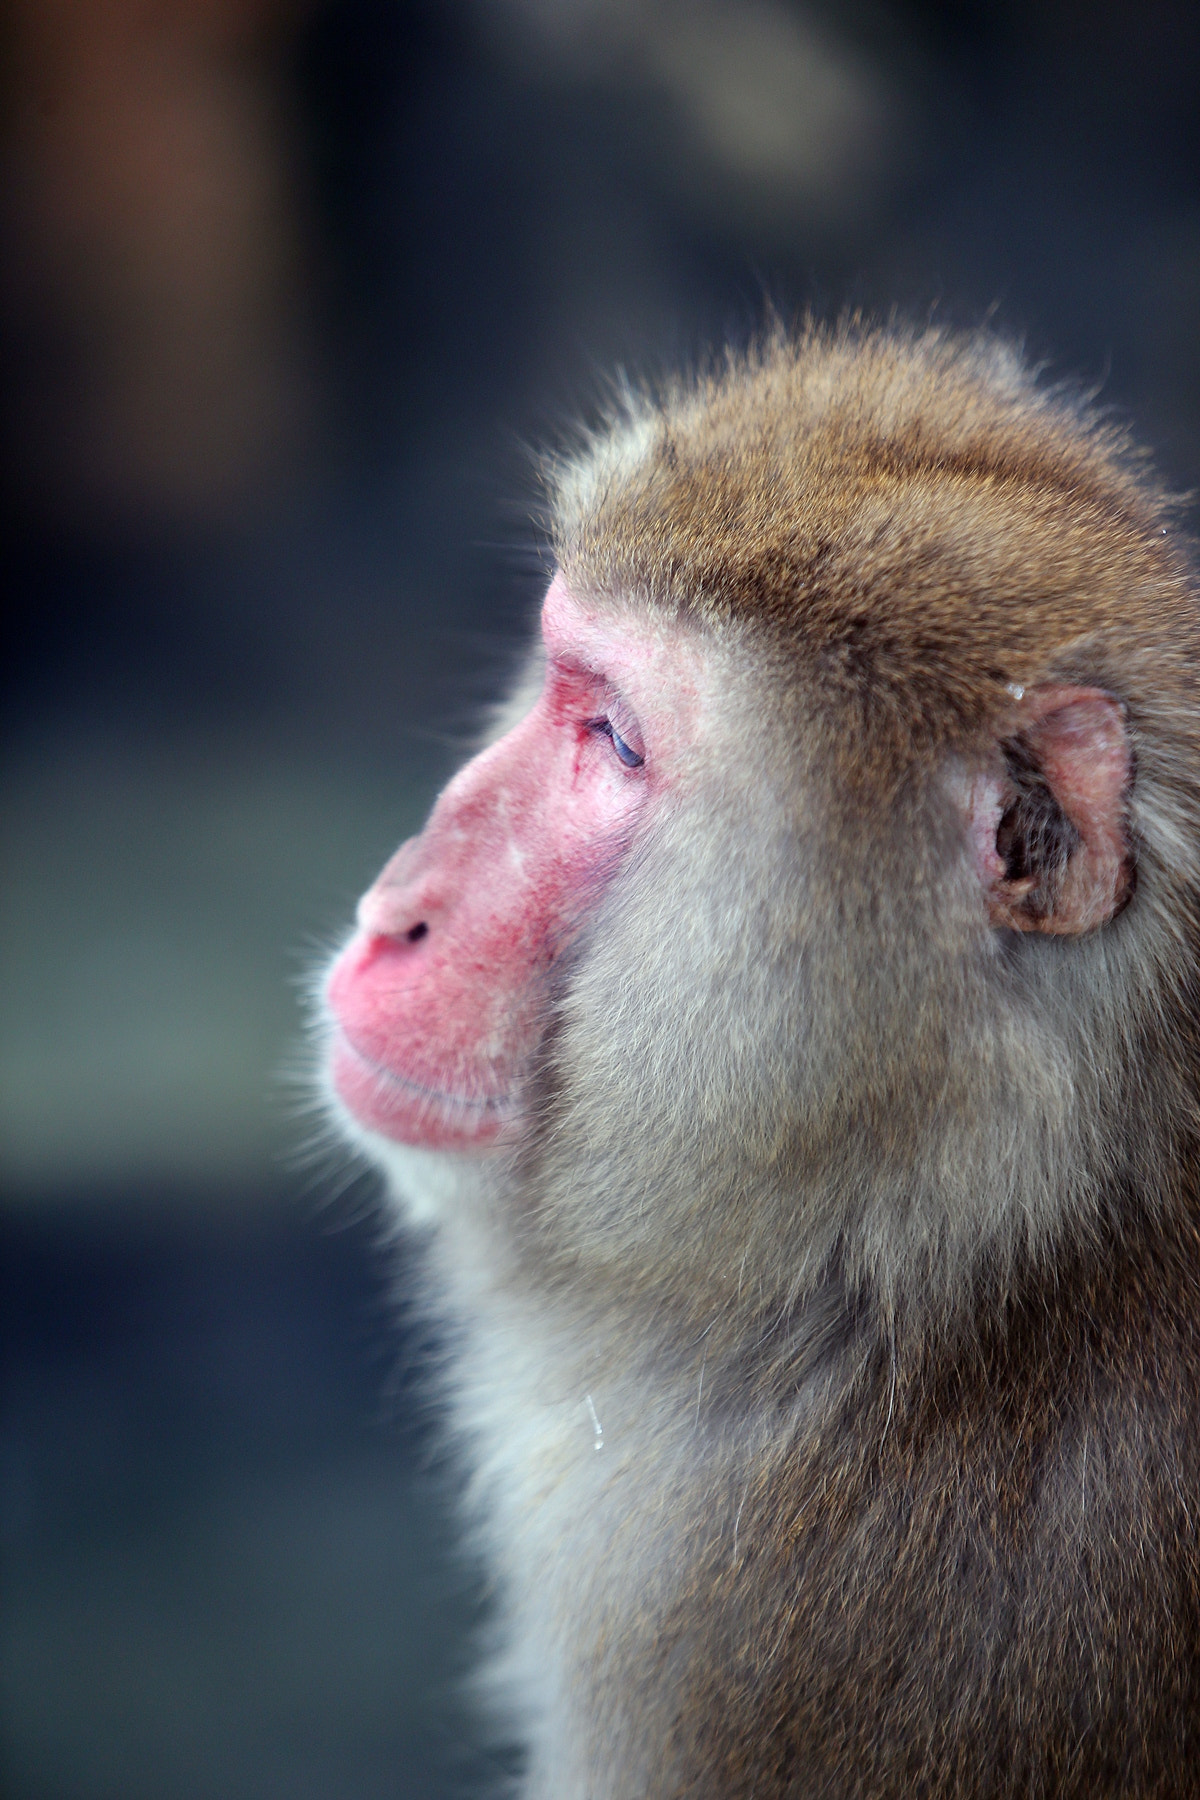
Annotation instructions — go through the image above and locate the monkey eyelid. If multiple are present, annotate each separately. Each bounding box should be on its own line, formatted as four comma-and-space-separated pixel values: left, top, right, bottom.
587, 716, 645, 769
546, 656, 645, 761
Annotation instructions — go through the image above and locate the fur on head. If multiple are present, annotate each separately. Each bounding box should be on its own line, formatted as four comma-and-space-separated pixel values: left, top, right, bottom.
521, 321, 1200, 1344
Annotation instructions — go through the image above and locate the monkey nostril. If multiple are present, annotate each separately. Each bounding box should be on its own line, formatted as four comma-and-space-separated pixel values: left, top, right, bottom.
406, 922, 429, 943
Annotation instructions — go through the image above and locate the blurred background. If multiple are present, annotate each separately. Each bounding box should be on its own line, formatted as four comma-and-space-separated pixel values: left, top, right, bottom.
3, 2, 1199, 1793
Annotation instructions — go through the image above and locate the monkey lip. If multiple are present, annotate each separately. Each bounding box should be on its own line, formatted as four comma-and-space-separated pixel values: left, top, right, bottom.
329, 1027, 518, 1150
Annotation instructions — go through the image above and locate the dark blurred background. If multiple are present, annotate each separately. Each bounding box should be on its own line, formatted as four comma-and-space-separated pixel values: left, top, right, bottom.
3, 2, 1198, 1794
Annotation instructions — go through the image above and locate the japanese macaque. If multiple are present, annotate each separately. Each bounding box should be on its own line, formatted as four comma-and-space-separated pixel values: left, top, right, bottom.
322, 324, 1200, 1798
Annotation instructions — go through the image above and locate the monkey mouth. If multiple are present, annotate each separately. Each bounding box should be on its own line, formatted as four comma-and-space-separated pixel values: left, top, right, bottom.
330, 1027, 519, 1145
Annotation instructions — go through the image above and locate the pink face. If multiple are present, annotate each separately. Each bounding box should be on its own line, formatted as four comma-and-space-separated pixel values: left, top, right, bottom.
325, 576, 707, 1151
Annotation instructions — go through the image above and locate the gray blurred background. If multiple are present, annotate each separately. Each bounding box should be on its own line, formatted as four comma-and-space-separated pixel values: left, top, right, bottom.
3, 3, 1199, 1794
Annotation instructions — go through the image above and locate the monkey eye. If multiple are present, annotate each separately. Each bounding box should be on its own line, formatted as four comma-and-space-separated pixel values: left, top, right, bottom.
589, 717, 644, 769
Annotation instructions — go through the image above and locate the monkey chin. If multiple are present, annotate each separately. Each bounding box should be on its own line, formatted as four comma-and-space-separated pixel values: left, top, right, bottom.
328, 1026, 517, 1153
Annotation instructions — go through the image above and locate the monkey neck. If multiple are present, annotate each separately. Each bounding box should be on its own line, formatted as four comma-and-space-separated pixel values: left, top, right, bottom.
427, 1131, 1198, 1403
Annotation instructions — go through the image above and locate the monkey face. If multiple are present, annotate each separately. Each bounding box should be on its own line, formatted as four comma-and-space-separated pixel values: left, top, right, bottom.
324, 575, 713, 1151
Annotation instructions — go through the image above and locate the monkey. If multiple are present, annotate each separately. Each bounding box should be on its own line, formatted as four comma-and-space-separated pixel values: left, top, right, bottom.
321, 322, 1200, 1799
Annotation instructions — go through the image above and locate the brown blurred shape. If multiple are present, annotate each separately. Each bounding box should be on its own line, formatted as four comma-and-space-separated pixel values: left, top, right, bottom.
4, 0, 313, 520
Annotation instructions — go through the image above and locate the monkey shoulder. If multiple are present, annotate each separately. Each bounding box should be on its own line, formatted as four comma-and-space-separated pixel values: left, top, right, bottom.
475, 1227, 1197, 1794
670, 1237, 1200, 1797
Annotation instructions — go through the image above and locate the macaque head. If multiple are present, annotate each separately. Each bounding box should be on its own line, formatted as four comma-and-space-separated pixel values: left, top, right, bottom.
324, 324, 1200, 1316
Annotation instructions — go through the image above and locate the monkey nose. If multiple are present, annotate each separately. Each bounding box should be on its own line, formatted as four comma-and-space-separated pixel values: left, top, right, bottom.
355, 882, 432, 942
354, 836, 437, 940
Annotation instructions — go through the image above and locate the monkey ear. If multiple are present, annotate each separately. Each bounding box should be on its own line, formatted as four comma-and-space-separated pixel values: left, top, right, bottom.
969, 686, 1134, 936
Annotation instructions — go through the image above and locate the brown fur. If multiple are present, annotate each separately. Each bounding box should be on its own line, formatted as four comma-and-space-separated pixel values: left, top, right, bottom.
570, 1219, 1200, 1798
346, 324, 1200, 1796
555, 322, 1197, 778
